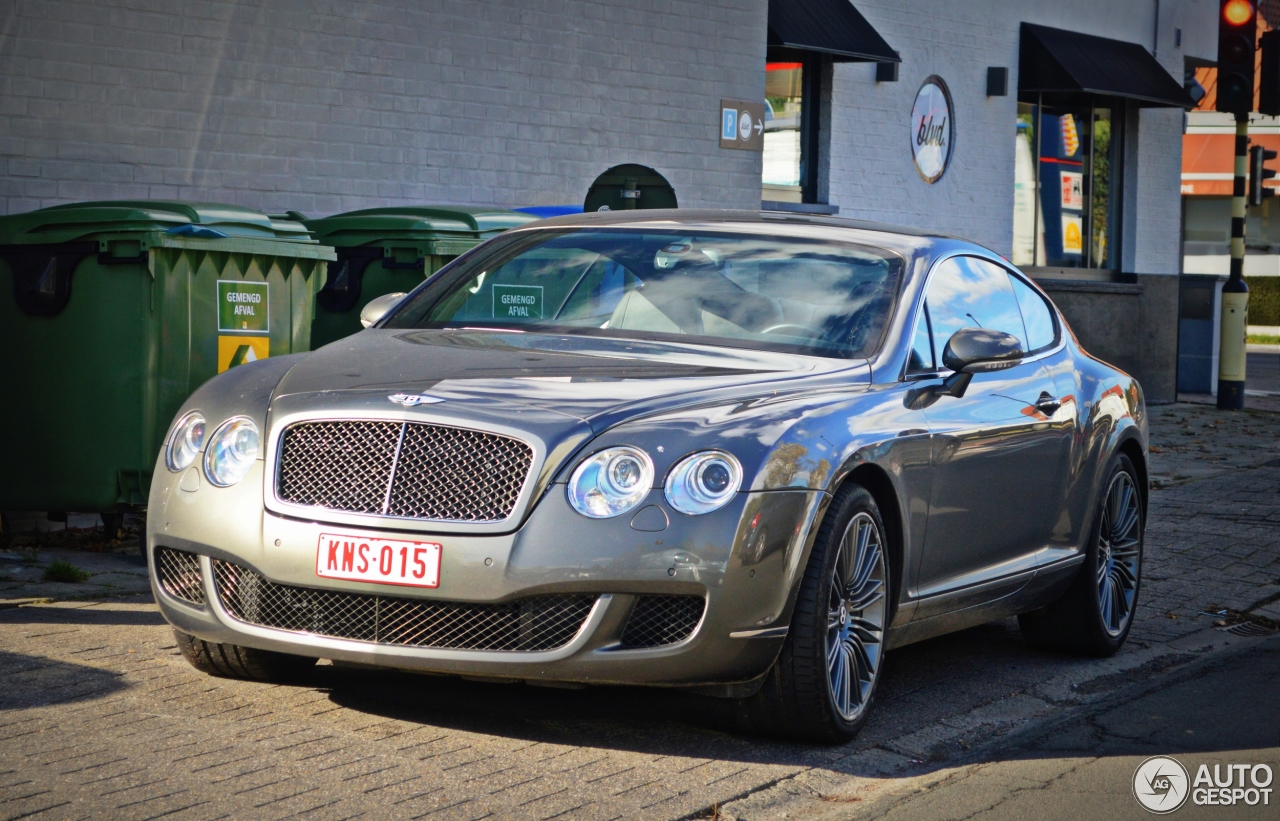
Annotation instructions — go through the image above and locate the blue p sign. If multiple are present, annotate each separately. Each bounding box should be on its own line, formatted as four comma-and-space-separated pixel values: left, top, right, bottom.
722, 107, 738, 141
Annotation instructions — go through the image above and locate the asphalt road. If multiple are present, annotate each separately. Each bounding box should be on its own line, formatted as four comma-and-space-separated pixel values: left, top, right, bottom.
838, 638, 1280, 821
1249, 351, 1280, 394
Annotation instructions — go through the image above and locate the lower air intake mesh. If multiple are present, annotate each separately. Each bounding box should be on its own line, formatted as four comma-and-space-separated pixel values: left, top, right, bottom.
619, 595, 705, 648
155, 547, 205, 605
211, 559, 594, 652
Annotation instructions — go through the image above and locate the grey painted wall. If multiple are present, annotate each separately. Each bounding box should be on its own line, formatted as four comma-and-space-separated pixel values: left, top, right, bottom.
1045, 276, 1181, 402
0, 0, 766, 216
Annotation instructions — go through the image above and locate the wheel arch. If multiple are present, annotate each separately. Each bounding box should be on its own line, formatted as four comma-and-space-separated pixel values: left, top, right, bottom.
1115, 434, 1148, 519
840, 462, 905, 623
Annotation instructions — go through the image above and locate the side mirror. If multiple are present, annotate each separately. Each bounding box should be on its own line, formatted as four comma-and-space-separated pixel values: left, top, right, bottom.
359, 292, 408, 328
937, 327, 1024, 398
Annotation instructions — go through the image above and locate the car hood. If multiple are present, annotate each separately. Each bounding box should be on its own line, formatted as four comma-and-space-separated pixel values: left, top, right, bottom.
273, 329, 868, 432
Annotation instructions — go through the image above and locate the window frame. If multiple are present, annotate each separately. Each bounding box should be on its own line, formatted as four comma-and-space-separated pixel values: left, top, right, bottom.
899, 252, 1064, 382
905, 301, 936, 377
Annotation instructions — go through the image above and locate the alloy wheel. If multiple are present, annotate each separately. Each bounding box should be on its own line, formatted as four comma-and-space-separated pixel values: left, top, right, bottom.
1096, 470, 1142, 636
826, 511, 887, 722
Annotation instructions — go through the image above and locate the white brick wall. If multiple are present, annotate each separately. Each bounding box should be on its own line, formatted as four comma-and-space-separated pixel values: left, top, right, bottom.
827, 0, 1211, 274
0, 0, 1214, 278
0, 0, 766, 216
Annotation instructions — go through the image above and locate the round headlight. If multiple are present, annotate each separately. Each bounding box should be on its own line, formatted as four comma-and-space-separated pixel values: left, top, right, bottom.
203, 417, 260, 487
664, 451, 743, 515
567, 446, 654, 518
165, 412, 206, 472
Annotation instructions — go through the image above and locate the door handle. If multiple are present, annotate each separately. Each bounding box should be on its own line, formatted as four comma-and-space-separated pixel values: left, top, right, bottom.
1034, 391, 1060, 415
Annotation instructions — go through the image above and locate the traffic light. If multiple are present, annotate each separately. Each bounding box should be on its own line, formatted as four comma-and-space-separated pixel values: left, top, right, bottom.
1249, 144, 1278, 205
1217, 0, 1258, 115
1261, 29, 1280, 115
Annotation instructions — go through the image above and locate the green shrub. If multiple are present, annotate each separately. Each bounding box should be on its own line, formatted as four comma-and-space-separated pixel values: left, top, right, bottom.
1246, 276, 1280, 326
42, 559, 90, 583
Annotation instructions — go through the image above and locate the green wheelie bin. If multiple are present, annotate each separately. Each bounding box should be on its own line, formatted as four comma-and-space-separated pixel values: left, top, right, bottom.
303, 206, 537, 348
0, 201, 335, 524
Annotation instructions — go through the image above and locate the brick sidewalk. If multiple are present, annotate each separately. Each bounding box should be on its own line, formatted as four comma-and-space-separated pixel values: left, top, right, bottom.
1, 405, 1278, 821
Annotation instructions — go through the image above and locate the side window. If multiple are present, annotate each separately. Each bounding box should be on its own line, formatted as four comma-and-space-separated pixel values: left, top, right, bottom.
924, 256, 1029, 366
1008, 273, 1057, 352
906, 303, 935, 375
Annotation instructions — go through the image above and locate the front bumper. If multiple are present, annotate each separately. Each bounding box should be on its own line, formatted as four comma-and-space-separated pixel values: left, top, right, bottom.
148, 464, 823, 687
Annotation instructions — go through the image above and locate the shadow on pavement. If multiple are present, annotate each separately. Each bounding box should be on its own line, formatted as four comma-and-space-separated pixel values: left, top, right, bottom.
318, 618, 1150, 766
0, 650, 128, 710
1020, 639, 1280, 759
0, 600, 165, 628
830, 641, 1280, 821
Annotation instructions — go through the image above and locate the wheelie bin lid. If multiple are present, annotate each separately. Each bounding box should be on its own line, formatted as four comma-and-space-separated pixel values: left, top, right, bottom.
302, 206, 538, 253
0, 201, 322, 246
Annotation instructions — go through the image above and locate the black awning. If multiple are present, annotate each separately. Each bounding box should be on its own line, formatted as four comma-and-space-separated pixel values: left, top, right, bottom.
1019, 23, 1194, 108
767, 0, 898, 63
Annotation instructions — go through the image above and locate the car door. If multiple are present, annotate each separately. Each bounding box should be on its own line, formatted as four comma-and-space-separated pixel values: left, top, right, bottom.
1007, 269, 1082, 569
911, 255, 1069, 618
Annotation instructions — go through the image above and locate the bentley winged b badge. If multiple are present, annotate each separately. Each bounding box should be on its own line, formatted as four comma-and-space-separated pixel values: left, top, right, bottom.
387, 393, 444, 407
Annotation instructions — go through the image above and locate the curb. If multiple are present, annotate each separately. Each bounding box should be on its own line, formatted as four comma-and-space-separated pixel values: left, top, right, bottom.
0, 597, 52, 610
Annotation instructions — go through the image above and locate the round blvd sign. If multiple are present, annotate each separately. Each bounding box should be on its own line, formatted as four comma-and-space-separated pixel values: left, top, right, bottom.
910, 76, 954, 184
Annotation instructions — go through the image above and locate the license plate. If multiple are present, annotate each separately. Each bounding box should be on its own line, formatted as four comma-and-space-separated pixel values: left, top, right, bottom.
316, 533, 441, 588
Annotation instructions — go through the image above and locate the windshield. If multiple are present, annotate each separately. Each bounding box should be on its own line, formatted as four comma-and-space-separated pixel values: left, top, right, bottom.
383, 229, 904, 358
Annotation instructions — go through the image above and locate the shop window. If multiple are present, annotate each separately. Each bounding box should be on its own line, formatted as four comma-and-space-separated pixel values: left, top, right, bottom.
764, 61, 803, 202
763, 53, 825, 205
1012, 99, 1124, 273
1183, 196, 1280, 265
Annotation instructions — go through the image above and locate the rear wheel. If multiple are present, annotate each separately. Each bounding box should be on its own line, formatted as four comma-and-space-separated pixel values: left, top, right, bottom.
173, 628, 317, 682
1019, 452, 1143, 656
736, 484, 890, 743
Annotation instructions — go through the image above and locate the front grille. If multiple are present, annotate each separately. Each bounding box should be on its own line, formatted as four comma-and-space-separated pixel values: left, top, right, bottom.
211, 560, 594, 651
155, 547, 205, 605
276, 420, 533, 522
620, 595, 705, 648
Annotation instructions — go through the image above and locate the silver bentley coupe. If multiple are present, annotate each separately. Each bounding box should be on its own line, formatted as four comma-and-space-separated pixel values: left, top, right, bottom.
149, 210, 1146, 742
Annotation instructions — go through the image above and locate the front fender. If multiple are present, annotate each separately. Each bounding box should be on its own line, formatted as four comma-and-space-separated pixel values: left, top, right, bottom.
572, 382, 930, 637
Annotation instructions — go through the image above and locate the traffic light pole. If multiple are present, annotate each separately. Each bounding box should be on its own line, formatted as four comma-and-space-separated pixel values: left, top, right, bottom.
1218, 112, 1251, 410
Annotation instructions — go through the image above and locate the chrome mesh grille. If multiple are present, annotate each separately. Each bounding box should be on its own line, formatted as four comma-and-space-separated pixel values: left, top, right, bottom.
276, 420, 533, 522
155, 547, 205, 605
276, 421, 402, 514
620, 596, 705, 648
211, 559, 594, 651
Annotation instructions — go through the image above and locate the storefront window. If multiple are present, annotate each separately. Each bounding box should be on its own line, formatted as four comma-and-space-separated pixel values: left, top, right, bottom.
764, 61, 804, 203
1012, 99, 1123, 272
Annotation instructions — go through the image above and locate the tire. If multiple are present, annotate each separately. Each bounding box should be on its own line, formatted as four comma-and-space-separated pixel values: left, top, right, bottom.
1019, 452, 1143, 657
736, 483, 891, 743
173, 628, 317, 682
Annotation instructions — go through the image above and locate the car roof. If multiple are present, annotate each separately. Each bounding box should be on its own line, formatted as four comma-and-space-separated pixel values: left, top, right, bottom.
507, 208, 969, 259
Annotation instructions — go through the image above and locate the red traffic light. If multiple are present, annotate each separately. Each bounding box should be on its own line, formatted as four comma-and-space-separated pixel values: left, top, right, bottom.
1218, 0, 1260, 113
1224, 0, 1255, 26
